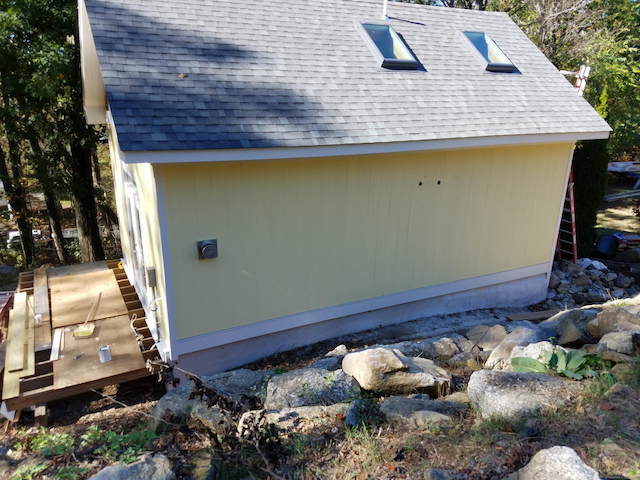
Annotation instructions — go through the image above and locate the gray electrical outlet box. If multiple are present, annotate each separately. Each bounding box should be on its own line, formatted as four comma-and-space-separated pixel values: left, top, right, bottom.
197, 239, 218, 260
145, 266, 157, 288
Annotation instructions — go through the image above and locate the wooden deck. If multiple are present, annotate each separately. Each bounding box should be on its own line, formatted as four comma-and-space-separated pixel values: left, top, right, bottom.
1, 261, 160, 413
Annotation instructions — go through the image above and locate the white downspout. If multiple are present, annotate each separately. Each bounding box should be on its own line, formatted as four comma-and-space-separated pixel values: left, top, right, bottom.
382, 0, 388, 20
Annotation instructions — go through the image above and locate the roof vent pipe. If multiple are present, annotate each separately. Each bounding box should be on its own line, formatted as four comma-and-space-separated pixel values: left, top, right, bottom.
382, 0, 388, 20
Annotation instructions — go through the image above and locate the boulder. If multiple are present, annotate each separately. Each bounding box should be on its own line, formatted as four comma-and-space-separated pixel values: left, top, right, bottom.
326, 345, 348, 357
90, 454, 175, 480
262, 403, 351, 429
149, 369, 273, 430
308, 357, 341, 371
379, 396, 466, 426
189, 401, 234, 434
467, 370, 580, 421
417, 334, 473, 359
589, 307, 640, 339
342, 348, 450, 396
444, 391, 469, 404
344, 399, 364, 428
446, 350, 481, 369
484, 327, 538, 370
614, 248, 640, 263
610, 363, 636, 384
599, 331, 640, 355
265, 368, 359, 410
555, 310, 597, 346
508, 341, 562, 368
514, 446, 599, 480
466, 324, 507, 350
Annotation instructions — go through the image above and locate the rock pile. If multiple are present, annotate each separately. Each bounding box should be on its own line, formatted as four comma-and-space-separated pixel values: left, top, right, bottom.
546, 258, 638, 310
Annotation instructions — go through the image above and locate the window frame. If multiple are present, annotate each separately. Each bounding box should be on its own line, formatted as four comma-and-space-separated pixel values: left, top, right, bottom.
357, 21, 420, 70
460, 31, 517, 73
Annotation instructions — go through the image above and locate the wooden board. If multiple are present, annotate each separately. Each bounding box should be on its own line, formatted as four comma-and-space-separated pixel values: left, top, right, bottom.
506, 309, 560, 323
50, 269, 128, 328
6, 293, 27, 372
33, 268, 52, 351
19, 297, 35, 379
52, 315, 146, 389
2, 311, 20, 400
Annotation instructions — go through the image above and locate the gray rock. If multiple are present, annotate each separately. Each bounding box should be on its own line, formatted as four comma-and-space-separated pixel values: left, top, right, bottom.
380, 396, 465, 426
572, 273, 591, 286
444, 391, 469, 404
326, 345, 349, 357
571, 292, 586, 304
424, 469, 454, 480
586, 289, 607, 304
263, 403, 351, 429
599, 331, 640, 354
467, 370, 580, 421
485, 327, 539, 370
446, 350, 477, 368
565, 262, 583, 276
508, 342, 562, 367
149, 369, 273, 431
614, 248, 640, 263
344, 399, 364, 428
90, 454, 175, 480
342, 347, 451, 396
604, 272, 618, 282
552, 269, 566, 280
265, 368, 359, 409
188, 450, 215, 480
556, 282, 571, 294
505, 321, 540, 334
308, 357, 341, 371
515, 446, 599, 480
467, 324, 508, 350
417, 334, 473, 359
611, 288, 626, 298
189, 401, 234, 434
0, 265, 17, 275
615, 275, 634, 288
546, 291, 557, 300
589, 307, 640, 338
466, 324, 490, 344
548, 273, 561, 290
555, 310, 597, 346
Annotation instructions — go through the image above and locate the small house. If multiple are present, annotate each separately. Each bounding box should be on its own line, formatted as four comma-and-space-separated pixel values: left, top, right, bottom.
79, 0, 610, 374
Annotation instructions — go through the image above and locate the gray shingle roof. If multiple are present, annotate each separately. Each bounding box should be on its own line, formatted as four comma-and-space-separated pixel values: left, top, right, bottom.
85, 0, 611, 152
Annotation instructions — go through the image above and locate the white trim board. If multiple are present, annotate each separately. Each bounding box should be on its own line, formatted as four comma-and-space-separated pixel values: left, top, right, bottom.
123, 131, 610, 164
174, 262, 549, 356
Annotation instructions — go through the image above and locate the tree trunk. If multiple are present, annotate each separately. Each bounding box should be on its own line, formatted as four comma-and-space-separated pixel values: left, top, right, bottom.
27, 138, 71, 264
0, 141, 35, 265
68, 141, 105, 262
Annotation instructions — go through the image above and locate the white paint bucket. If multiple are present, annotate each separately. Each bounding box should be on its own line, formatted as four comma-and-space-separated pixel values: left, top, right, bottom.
99, 345, 111, 363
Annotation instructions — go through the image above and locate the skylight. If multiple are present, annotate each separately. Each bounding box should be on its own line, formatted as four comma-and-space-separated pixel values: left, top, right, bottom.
462, 31, 517, 73
358, 23, 419, 70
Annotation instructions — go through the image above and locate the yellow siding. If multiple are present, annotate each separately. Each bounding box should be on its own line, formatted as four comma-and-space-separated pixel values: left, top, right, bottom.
161, 143, 572, 340
108, 124, 170, 350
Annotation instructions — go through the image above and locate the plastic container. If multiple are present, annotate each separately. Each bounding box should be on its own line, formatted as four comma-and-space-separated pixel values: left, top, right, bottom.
99, 345, 111, 363
591, 234, 620, 260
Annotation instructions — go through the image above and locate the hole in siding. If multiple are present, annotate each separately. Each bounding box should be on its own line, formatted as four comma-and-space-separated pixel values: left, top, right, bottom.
437, 181, 441, 185
419, 182, 422, 186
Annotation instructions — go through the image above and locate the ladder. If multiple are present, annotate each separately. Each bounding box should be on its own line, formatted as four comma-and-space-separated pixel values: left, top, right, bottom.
557, 166, 578, 264
555, 65, 591, 264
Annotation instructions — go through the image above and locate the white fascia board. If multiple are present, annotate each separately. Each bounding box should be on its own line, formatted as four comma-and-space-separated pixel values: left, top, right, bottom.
122, 131, 610, 164
174, 262, 548, 356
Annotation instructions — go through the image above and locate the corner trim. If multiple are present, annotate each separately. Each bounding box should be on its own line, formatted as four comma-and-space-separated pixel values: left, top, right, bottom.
122, 132, 610, 164
174, 262, 549, 356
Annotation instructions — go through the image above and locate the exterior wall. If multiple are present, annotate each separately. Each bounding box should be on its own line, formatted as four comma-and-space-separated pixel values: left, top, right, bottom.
108, 120, 171, 358
160, 142, 573, 350
78, 0, 107, 124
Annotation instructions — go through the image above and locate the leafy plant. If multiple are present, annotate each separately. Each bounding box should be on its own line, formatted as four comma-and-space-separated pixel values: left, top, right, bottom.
512, 348, 610, 380
80, 425, 156, 464
55, 466, 89, 480
30, 428, 75, 457
11, 463, 48, 480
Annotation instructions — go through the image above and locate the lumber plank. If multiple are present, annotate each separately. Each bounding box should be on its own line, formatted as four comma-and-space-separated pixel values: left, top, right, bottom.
19, 297, 35, 379
33, 268, 52, 351
2, 313, 20, 399
6, 292, 27, 372
506, 309, 560, 323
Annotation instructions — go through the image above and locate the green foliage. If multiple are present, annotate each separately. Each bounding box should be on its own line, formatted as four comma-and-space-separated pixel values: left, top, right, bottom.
11, 463, 48, 480
271, 367, 289, 375
573, 140, 610, 256
511, 347, 611, 380
30, 427, 75, 457
54, 466, 89, 480
80, 425, 157, 464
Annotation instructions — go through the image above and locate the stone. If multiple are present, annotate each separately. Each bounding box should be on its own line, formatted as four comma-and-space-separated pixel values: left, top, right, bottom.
469, 324, 508, 350
188, 449, 214, 480
189, 401, 234, 434
0, 265, 17, 275
604, 272, 618, 282
508, 341, 562, 366
263, 403, 351, 429
467, 370, 580, 421
577, 258, 594, 269
572, 273, 590, 286
591, 260, 607, 270
90, 454, 175, 480
556, 282, 571, 294
565, 262, 583, 276
614, 248, 640, 263
589, 307, 640, 338
417, 334, 473, 359
446, 350, 480, 368
466, 325, 490, 344
514, 446, 599, 480
586, 289, 607, 304
610, 363, 636, 384
505, 321, 541, 334
599, 331, 639, 355
424, 469, 454, 480
342, 347, 451, 396
379, 396, 466, 426
326, 345, 348, 357
548, 273, 561, 290
546, 291, 557, 300
344, 399, 364, 428
601, 350, 634, 363
552, 269, 566, 280
571, 292, 586, 304
484, 327, 539, 370
308, 357, 341, 371
615, 275, 634, 288
555, 310, 597, 346
444, 391, 469, 403
265, 368, 359, 409
149, 369, 274, 430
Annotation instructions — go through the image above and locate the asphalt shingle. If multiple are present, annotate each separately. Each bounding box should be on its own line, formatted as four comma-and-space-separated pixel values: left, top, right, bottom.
85, 0, 610, 152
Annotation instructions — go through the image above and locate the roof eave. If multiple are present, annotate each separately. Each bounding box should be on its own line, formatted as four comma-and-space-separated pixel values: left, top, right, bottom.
120, 130, 611, 164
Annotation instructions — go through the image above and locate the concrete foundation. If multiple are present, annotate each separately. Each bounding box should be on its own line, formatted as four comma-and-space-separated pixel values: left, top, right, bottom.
174, 272, 547, 377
